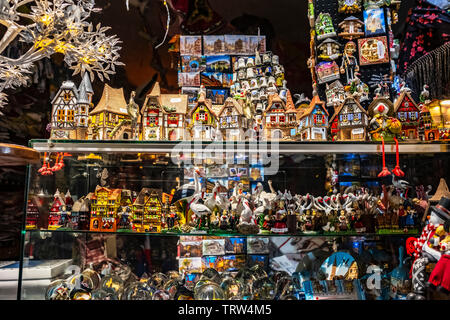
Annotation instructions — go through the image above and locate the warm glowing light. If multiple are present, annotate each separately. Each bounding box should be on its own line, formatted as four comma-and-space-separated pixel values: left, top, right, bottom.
440, 99, 450, 107
39, 14, 53, 26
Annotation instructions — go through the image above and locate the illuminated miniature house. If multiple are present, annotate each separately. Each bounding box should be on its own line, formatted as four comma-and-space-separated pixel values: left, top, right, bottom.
316, 61, 340, 84
419, 104, 439, 141
263, 91, 297, 140
26, 197, 40, 230
71, 196, 91, 230
317, 38, 341, 60
88, 84, 132, 140
297, 95, 329, 141
50, 72, 93, 139
132, 188, 163, 233
325, 80, 345, 107
217, 97, 249, 141
315, 13, 337, 41
427, 99, 450, 140
188, 91, 217, 141
89, 186, 124, 232
48, 189, 65, 230
330, 96, 369, 141
141, 82, 188, 141
338, 16, 364, 39
394, 91, 420, 140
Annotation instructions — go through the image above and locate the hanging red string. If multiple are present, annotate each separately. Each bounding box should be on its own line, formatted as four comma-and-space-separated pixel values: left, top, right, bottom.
378, 136, 391, 177
392, 137, 405, 177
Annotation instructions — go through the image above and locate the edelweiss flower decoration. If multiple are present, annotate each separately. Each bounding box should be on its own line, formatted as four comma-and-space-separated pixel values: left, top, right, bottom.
0, 0, 124, 109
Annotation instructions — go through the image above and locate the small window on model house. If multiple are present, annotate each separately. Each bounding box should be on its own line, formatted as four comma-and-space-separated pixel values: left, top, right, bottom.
270, 115, 276, 122
67, 109, 74, 122
279, 115, 285, 122
63, 92, 71, 101
398, 112, 407, 121
409, 112, 418, 121
199, 112, 206, 121
57, 109, 65, 121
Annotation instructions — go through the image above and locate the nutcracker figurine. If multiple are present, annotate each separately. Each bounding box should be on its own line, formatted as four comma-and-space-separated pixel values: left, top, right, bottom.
406, 196, 450, 299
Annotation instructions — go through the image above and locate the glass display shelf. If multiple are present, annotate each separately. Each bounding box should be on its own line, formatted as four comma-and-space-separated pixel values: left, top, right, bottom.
29, 139, 450, 154
24, 228, 420, 238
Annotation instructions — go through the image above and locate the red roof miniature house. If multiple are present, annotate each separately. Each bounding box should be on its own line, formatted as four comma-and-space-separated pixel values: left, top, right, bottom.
48, 189, 65, 230
329, 96, 369, 141
263, 91, 297, 140
141, 82, 188, 141
394, 91, 420, 140
297, 95, 329, 141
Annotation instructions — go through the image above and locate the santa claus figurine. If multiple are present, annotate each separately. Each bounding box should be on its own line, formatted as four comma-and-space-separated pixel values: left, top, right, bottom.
407, 196, 450, 299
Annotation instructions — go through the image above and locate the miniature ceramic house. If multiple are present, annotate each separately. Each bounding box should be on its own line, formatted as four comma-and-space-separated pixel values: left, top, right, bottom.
48, 189, 65, 230
394, 91, 420, 140
263, 91, 297, 140
330, 96, 369, 141
315, 13, 337, 41
338, 16, 364, 39
88, 84, 132, 140
50, 73, 93, 140
89, 186, 124, 232
419, 104, 439, 141
325, 80, 345, 107
317, 38, 341, 60
141, 82, 188, 141
316, 61, 340, 84
132, 188, 163, 233
26, 197, 40, 230
297, 95, 329, 141
188, 91, 217, 141
217, 97, 249, 141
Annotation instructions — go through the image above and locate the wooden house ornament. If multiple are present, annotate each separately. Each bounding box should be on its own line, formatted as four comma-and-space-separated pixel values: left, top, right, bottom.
317, 38, 341, 61
297, 95, 329, 141
315, 13, 337, 41
330, 96, 369, 141
338, 16, 364, 39
217, 97, 249, 141
394, 91, 420, 140
88, 84, 132, 140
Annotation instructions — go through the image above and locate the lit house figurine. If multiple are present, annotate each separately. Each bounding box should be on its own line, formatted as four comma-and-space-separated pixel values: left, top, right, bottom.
50, 72, 93, 139
88, 84, 132, 140
89, 186, 126, 232
217, 97, 249, 141
48, 189, 65, 230
297, 95, 329, 141
394, 90, 420, 140
263, 91, 297, 140
338, 16, 364, 39
188, 89, 217, 141
132, 188, 163, 233
330, 95, 369, 141
141, 82, 188, 141
419, 104, 439, 141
